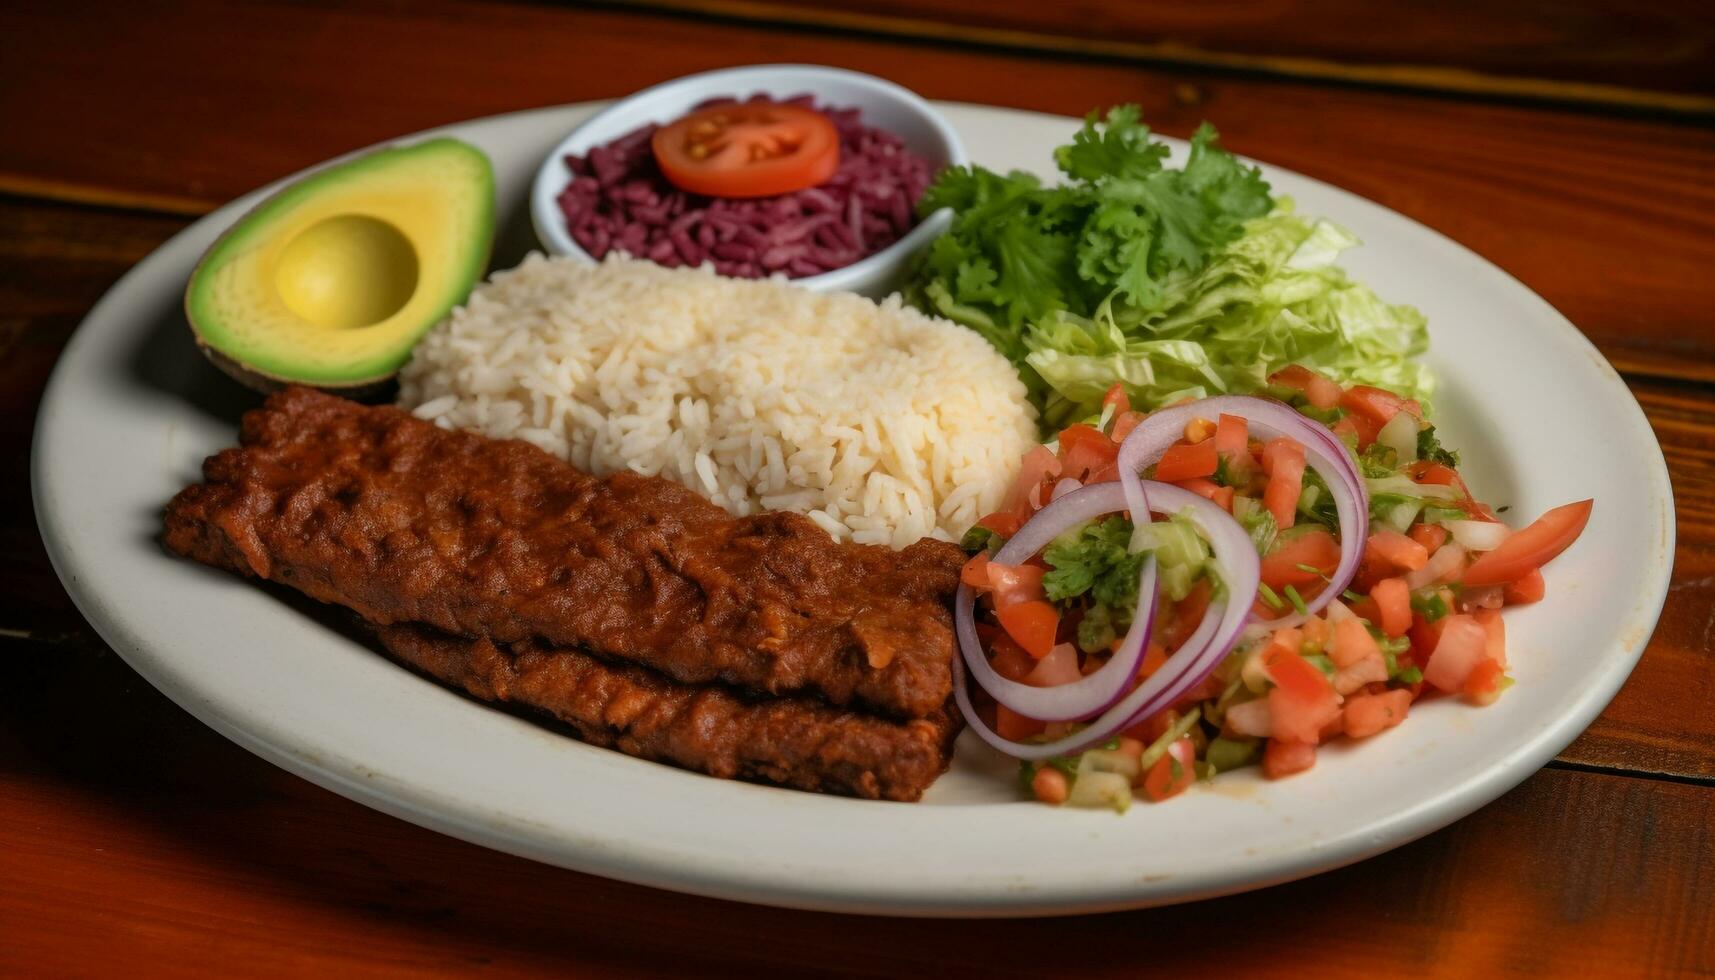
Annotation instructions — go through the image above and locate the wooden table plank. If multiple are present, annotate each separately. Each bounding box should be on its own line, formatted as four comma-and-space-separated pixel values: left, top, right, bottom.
0, 636, 1709, 977
631, 0, 1715, 110
5, 1, 1713, 386
2, 194, 1711, 781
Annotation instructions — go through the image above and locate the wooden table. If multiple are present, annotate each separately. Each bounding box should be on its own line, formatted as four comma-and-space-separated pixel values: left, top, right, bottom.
4, 2, 1712, 975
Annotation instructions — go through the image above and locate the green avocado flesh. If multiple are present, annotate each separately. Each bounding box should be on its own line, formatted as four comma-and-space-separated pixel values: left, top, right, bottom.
185, 137, 494, 389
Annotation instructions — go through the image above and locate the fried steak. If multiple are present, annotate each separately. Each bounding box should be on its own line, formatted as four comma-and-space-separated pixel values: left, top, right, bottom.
163, 388, 965, 799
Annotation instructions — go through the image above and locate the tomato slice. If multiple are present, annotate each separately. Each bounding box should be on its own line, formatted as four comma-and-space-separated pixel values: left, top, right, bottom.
1461, 500, 1593, 587
652, 102, 840, 198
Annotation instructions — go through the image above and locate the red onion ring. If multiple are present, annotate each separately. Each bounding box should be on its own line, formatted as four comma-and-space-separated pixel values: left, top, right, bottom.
954, 483, 1159, 723
953, 481, 1261, 760
1115, 395, 1368, 617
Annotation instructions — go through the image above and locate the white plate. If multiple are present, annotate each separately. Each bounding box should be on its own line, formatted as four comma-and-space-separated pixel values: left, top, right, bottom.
33, 102, 1673, 917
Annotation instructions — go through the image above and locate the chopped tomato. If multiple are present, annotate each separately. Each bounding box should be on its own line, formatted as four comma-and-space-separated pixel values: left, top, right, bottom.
1406, 461, 1491, 518
985, 562, 1045, 609
1261, 529, 1340, 591
1058, 424, 1119, 480
1343, 689, 1412, 738
1159, 578, 1213, 652
652, 101, 840, 198
1262, 739, 1317, 779
1462, 658, 1507, 705
1006, 445, 1062, 513
1143, 738, 1197, 801
1024, 643, 1082, 687
1330, 615, 1381, 669
996, 600, 1060, 659
1344, 412, 1382, 450
1177, 477, 1221, 499
1261, 438, 1306, 530
960, 553, 991, 590
1267, 676, 1341, 745
1408, 522, 1450, 553
976, 510, 1022, 539
1083, 460, 1121, 485
1124, 708, 1179, 745
1111, 411, 1146, 445
1214, 413, 1249, 456
1330, 416, 1360, 446
1504, 568, 1546, 605
1102, 382, 1131, 415
995, 703, 1046, 741
1262, 639, 1328, 702
986, 632, 1037, 682
1461, 500, 1593, 587
1365, 528, 1429, 573
1340, 384, 1414, 426
1473, 608, 1508, 669
1422, 614, 1487, 693
1270, 365, 1343, 409
1136, 641, 1168, 679
1155, 439, 1218, 482
1370, 577, 1412, 638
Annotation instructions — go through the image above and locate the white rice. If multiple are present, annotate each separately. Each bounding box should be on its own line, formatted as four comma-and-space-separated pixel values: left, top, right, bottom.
397, 255, 1038, 548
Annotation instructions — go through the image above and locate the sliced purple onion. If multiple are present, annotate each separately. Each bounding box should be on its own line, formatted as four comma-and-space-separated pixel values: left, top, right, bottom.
954, 482, 1158, 723
1115, 395, 1368, 617
954, 481, 1261, 760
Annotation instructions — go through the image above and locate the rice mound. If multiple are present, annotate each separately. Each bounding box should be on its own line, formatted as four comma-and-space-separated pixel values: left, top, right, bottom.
398, 255, 1037, 548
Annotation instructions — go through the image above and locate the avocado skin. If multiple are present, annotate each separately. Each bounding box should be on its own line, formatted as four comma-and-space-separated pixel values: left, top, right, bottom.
184, 137, 495, 394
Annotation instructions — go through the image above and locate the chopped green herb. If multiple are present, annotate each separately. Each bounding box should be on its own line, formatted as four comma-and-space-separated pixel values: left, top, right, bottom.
1077, 603, 1120, 653
1359, 443, 1400, 477
1283, 583, 1310, 616
1042, 515, 1147, 607
960, 524, 1002, 554
1257, 582, 1286, 612
1138, 707, 1202, 769
1410, 590, 1449, 622
1416, 424, 1460, 467
1396, 666, 1424, 685
1342, 588, 1365, 603
1304, 653, 1336, 678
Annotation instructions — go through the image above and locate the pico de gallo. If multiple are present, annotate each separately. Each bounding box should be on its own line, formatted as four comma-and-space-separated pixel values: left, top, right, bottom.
954, 369, 1593, 812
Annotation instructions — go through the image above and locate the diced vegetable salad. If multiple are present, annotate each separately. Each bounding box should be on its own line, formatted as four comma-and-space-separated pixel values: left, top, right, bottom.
956, 372, 1592, 811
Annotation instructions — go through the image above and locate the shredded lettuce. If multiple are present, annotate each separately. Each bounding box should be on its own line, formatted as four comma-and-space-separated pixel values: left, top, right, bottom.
910, 106, 1434, 427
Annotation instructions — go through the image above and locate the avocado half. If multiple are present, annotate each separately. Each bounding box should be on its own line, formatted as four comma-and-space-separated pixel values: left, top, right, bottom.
185, 137, 495, 397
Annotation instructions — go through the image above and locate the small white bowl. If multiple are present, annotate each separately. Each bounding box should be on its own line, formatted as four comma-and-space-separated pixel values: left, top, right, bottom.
529, 64, 967, 297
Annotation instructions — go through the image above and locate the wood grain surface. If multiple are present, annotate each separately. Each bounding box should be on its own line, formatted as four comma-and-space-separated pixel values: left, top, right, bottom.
3, 0, 1713, 975
622, 0, 1715, 110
